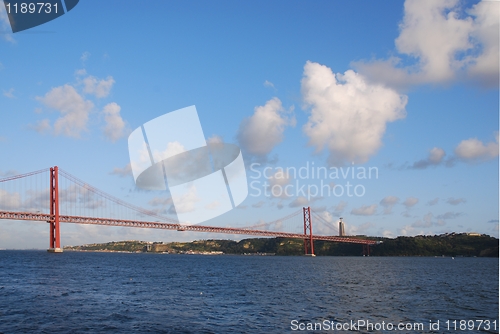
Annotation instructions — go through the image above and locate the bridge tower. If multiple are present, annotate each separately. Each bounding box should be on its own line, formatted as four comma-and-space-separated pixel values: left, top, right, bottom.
303, 206, 315, 256
48, 166, 62, 253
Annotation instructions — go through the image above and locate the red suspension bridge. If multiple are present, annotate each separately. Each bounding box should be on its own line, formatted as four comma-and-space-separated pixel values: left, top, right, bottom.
0, 166, 377, 255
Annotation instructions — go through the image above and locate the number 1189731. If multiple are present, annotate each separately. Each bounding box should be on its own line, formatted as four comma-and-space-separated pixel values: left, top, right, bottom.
5, 2, 58, 14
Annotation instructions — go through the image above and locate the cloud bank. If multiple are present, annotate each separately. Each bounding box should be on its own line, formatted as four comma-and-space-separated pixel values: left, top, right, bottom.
34, 71, 126, 141
237, 97, 295, 161
355, 0, 499, 89
301, 61, 407, 166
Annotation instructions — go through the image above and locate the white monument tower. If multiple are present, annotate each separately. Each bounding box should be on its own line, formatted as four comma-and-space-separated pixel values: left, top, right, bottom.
339, 217, 345, 237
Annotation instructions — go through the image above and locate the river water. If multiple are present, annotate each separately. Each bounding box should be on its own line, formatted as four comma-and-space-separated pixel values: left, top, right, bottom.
0, 251, 498, 333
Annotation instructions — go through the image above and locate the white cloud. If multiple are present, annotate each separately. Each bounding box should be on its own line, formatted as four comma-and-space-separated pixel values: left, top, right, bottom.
83, 75, 115, 98
301, 61, 407, 166
205, 200, 221, 210
75, 69, 87, 76
147, 196, 174, 216
410, 147, 446, 169
382, 230, 394, 238
264, 80, 275, 89
56, 184, 108, 211
37, 85, 94, 138
130, 142, 153, 183
403, 197, 419, 208
149, 197, 172, 207
454, 132, 499, 162
35, 69, 123, 141
311, 205, 326, 213
152, 141, 186, 162
467, 0, 500, 86
80, 51, 90, 62
102, 102, 126, 142
399, 225, 417, 236
402, 197, 419, 217
110, 163, 132, 178
174, 185, 200, 214
237, 97, 295, 159
412, 212, 434, 228
3, 88, 15, 98
0, 189, 22, 210
332, 201, 347, 216
316, 210, 334, 224
30, 119, 51, 134
404, 133, 497, 169
436, 211, 463, 219
355, 0, 499, 88
446, 197, 466, 205
427, 197, 439, 206
410, 213, 448, 229
396, 0, 474, 82
380, 196, 399, 214
288, 196, 309, 208
346, 222, 374, 236
351, 204, 377, 216
207, 135, 223, 146
429, 147, 446, 164
0, 169, 17, 177
267, 170, 292, 199
424, 212, 439, 226
310, 210, 340, 235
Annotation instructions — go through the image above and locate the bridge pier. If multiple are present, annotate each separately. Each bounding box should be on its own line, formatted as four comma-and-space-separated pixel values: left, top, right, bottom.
47, 166, 62, 253
362, 244, 371, 256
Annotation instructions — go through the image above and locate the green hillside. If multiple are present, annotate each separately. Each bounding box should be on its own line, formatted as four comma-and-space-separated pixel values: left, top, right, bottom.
64, 233, 498, 257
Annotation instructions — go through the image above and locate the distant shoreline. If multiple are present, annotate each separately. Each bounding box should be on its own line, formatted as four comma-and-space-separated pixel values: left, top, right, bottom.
62, 233, 499, 257
63, 249, 277, 256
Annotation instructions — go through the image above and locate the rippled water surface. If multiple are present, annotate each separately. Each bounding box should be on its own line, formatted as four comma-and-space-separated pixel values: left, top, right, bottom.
0, 251, 498, 333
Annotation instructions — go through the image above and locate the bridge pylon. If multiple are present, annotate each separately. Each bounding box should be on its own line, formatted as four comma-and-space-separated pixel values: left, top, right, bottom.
303, 207, 315, 256
48, 166, 62, 253
362, 244, 371, 256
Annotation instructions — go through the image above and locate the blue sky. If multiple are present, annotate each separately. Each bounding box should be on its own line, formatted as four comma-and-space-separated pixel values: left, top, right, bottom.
0, 0, 498, 249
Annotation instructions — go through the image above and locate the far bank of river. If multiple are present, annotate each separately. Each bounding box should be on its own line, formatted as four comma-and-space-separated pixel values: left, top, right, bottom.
64, 233, 499, 257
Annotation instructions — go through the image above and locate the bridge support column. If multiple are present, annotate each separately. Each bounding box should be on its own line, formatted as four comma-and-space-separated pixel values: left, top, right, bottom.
303, 207, 315, 256
362, 244, 370, 256
48, 166, 62, 253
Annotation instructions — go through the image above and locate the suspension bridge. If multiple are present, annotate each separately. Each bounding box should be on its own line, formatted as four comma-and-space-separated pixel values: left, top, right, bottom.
0, 166, 378, 255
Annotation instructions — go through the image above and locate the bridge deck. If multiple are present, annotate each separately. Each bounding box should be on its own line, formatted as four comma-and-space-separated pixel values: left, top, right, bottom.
0, 211, 377, 245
